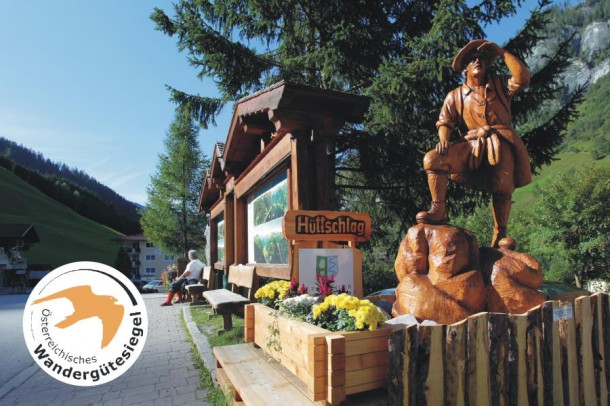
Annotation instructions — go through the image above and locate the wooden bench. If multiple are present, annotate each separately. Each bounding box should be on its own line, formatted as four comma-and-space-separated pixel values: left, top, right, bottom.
214, 343, 316, 406
186, 266, 212, 305
203, 264, 256, 333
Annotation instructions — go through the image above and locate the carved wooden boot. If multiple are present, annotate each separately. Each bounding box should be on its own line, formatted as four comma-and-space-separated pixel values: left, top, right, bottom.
491, 194, 512, 247
416, 170, 449, 224
416, 201, 448, 224
491, 226, 507, 248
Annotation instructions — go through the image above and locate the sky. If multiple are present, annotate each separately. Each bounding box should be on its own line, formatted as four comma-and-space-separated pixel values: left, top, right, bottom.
0, 0, 549, 206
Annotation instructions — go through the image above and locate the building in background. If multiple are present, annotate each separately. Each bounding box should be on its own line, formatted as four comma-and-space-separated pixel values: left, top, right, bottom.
114, 233, 176, 281
0, 223, 40, 289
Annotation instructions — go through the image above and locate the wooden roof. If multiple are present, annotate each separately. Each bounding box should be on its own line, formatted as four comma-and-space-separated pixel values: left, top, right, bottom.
0, 224, 40, 248
223, 81, 370, 175
199, 81, 370, 212
199, 142, 227, 211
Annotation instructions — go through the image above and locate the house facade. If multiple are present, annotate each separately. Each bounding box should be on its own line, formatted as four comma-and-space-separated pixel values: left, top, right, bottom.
0, 223, 39, 288
115, 233, 176, 281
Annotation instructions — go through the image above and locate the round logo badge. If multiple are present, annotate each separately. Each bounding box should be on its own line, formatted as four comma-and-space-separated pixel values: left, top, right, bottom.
22, 262, 148, 386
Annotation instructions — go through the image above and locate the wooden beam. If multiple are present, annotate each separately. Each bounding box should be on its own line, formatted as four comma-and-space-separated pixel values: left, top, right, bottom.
234, 133, 291, 199
252, 264, 291, 280
234, 196, 247, 265
210, 199, 225, 220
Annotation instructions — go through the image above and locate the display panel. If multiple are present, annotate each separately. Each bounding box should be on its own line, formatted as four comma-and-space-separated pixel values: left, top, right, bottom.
216, 216, 225, 263
247, 172, 289, 264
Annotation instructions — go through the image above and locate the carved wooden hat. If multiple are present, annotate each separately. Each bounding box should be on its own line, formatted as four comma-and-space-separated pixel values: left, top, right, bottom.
452, 39, 496, 71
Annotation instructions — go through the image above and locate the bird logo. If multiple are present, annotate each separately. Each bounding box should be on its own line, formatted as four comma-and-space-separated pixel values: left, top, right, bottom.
32, 285, 124, 349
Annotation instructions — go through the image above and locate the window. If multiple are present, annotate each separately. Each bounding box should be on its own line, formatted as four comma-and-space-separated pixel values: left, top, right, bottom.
145, 255, 156, 261
164, 255, 175, 261
217, 217, 225, 263
247, 172, 289, 264
144, 268, 156, 274
145, 242, 154, 248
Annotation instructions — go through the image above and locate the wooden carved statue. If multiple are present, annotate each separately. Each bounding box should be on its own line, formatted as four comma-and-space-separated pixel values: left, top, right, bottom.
416, 39, 531, 247
393, 40, 546, 325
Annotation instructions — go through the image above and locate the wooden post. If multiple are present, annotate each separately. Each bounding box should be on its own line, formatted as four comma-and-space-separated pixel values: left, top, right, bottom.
596, 293, 610, 404
527, 304, 545, 405
224, 193, 235, 271
234, 195, 247, 264
210, 216, 218, 265
575, 295, 596, 405
244, 304, 254, 343
556, 301, 578, 405
467, 312, 491, 406
446, 319, 467, 406
314, 133, 335, 210
388, 329, 406, 406
541, 301, 563, 406
425, 325, 446, 405
508, 314, 529, 405
290, 131, 311, 211
326, 335, 346, 405
488, 313, 509, 406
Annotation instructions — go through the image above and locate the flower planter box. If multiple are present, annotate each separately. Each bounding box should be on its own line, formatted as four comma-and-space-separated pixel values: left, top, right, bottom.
244, 303, 392, 405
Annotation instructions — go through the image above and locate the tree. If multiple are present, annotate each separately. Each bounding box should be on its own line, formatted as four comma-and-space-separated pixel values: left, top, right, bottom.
522, 164, 610, 287
151, 0, 582, 255
114, 247, 133, 278
140, 110, 210, 259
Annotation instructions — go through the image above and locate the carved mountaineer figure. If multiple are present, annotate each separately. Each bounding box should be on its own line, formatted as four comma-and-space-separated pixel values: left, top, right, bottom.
417, 39, 532, 247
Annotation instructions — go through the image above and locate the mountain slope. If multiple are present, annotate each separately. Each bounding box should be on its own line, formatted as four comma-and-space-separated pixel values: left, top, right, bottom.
0, 136, 142, 223
0, 166, 123, 268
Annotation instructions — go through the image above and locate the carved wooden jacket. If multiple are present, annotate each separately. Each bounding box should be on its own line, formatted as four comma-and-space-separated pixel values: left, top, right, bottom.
436, 76, 532, 187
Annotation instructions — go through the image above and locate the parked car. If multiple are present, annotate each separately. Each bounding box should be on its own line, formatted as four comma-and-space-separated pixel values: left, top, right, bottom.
538, 281, 590, 302
130, 278, 146, 292
142, 280, 165, 293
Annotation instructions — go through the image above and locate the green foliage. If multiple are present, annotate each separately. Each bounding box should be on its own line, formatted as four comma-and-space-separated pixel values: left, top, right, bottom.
113, 247, 132, 278
0, 167, 123, 268
152, 0, 583, 291
452, 202, 495, 247
564, 73, 610, 151
140, 110, 210, 259
511, 164, 609, 286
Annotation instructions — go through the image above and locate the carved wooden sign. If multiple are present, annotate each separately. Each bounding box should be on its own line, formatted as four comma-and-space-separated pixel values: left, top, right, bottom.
282, 210, 372, 242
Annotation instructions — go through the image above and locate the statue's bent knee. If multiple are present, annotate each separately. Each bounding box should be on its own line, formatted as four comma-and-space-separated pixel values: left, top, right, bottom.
423, 150, 448, 172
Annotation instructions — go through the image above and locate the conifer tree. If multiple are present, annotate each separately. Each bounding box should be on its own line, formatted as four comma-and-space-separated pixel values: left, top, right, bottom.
114, 247, 133, 278
140, 109, 210, 259
151, 0, 582, 253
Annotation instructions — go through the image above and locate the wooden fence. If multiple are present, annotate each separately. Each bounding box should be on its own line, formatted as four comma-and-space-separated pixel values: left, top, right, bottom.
388, 292, 610, 405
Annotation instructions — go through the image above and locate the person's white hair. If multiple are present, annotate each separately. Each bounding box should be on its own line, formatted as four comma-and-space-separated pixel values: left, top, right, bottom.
188, 249, 198, 259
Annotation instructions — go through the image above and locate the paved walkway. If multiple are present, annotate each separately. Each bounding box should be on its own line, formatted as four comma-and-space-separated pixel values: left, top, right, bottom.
0, 294, 210, 406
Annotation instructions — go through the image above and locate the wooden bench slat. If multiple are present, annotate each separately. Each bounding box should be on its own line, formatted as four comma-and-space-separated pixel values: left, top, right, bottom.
214, 344, 316, 406
204, 289, 250, 307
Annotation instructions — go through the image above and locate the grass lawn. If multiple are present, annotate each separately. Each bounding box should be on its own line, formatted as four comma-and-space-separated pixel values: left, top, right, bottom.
0, 167, 123, 267
183, 305, 246, 406
189, 305, 245, 347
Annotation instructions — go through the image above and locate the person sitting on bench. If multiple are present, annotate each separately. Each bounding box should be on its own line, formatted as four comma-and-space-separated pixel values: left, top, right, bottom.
161, 249, 204, 306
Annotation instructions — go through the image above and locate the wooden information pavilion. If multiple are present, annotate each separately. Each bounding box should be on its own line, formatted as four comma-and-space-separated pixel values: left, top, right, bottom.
198, 81, 370, 284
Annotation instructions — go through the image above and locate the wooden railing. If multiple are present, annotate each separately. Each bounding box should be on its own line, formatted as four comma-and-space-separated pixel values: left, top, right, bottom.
388, 293, 609, 405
